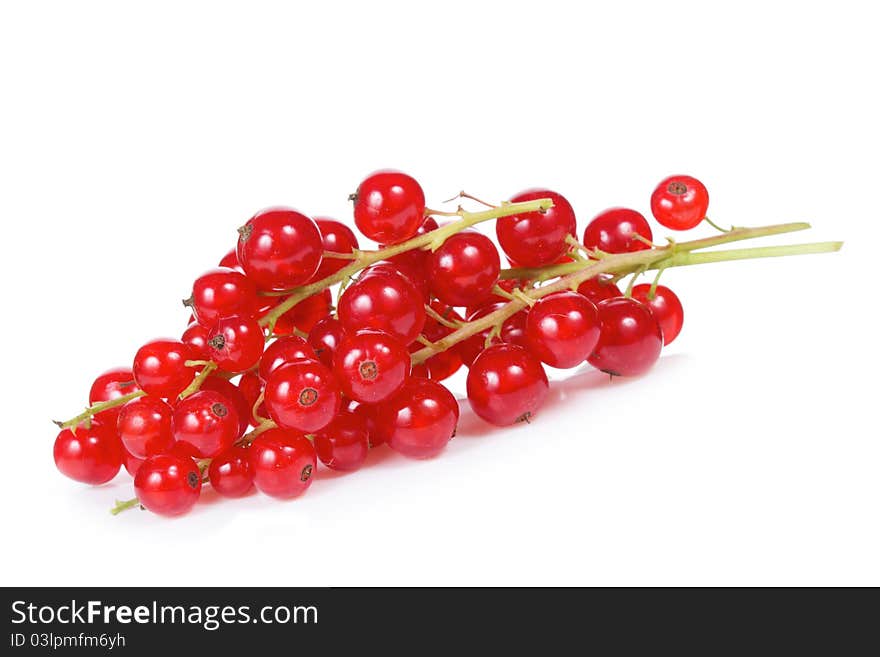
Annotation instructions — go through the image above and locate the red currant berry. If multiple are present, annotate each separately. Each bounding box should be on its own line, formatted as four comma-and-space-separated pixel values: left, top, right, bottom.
650, 174, 709, 231
207, 315, 265, 373
264, 359, 341, 433
89, 367, 138, 424
363, 259, 430, 302
134, 454, 201, 516
187, 267, 258, 327
576, 275, 622, 304
132, 339, 196, 398
631, 284, 684, 346
429, 231, 501, 307
236, 207, 323, 290
199, 376, 251, 437
313, 218, 360, 280
583, 208, 653, 254
249, 429, 316, 499
338, 270, 425, 344
526, 291, 600, 368
346, 398, 386, 448
587, 297, 663, 376
117, 396, 174, 458
334, 329, 409, 403
182, 321, 210, 360
259, 335, 318, 382
377, 378, 459, 459
237, 371, 264, 426
208, 446, 254, 498
269, 289, 333, 336
466, 278, 524, 316
53, 423, 123, 485
457, 304, 528, 367
496, 189, 577, 267
172, 390, 240, 458
307, 316, 347, 368
466, 344, 549, 426
123, 448, 144, 478
314, 410, 370, 472
218, 249, 241, 270
352, 170, 425, 244
410, 302, 463, 381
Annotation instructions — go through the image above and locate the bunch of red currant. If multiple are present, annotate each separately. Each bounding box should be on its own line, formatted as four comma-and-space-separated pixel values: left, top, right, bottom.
53, 170, 834, 517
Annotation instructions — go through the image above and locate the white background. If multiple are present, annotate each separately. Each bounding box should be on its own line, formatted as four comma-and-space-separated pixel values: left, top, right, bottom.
1, 1, 877, 586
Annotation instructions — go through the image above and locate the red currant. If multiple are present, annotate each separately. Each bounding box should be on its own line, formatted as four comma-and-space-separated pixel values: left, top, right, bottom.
650, 174, 709, 230
334, 329, 410, 403
313, 218, 360, 280
259, 335, 317, 382
496, 189, 577, 267
352, 170, 425, 244
53, 422, 123, 485
377, 378, 459, 459
208, 446, 254, 498
338, 269, 425, 345
132, 339, 196, 398
249, 429, 316, 499
587, 297, 663, 376
134, 454, 201, 516
631, 284, 684, 346
576, 275, 622, 304
182, 321, 211, 360
269, 289, 333, 336
123, 448, 144, 478
199, 375, 250, 438
466, 344, 549, 426
347, 398, 386, 448
314, 410, 370, 472
218, 248, 241, 270
89, 367, 138, 424
429, 231, 500, 307
457, 303, 528, 367
207, 315, 265, 373
583, 208, 653, 254
307, 316, 347, 368
525, 291, 600, 368
237, 371, 264, 427
465, 278, 524, 316
264, 359, 341, 433
117, 396, 174, 458
172, 390, 240, 458
410, 302, 463, 381
362, 259, 430, 302
236, 207, 323, 290
187, 267, 258, 327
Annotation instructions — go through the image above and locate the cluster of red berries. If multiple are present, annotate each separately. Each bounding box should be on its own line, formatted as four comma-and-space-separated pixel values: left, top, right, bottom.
53, 171, 709, 517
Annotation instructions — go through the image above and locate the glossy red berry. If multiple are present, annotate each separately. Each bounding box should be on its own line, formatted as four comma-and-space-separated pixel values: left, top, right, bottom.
236, 207, 323, 290
313, 218, 360, 280
123, 448, 144, 478
457, 303, 528, 367
588, 297, 663, 376
132, 339, 196, 398
363, 259, 430, 302
465, 278, 524, 316
199, 376, 250, 438
650, 175, 709, 230
182, 322, 211, 360
53, 423, 123, 485
631, 284, 684, 346
207, 315, 264, 373
377, 378, 459, 459
89, 367, 138, 424
526, 291, 600, 368
429, 231, 500, 307
249, 429, 316, 499
208, 446, 254, 498
338, 270, 425, 344
264, 359, 341, 433
334, 329, 409, 404
576, 275, 622, 304
352, 170, 425, 244
583, 208, 653, 254
187, 267, 258, 327
259, 335, 317, 382
347, 398, 385, 448
269, 289, 333, 336
117, 396, 174, 458
134, 454, 202, 516
237, 371, 264, 427
466, 344, 549, 426
410, 302, 463, 382
172, 390, 240, 458
218, 248, 241, 270
496, 189, 577, 267
314, 411, 370, 472
307, 316, 347, 368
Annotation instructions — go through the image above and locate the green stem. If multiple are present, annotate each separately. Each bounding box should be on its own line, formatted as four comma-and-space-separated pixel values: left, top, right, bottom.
54, 390, 145, 431
110, 497, 141, 516
178, 362, 218, 400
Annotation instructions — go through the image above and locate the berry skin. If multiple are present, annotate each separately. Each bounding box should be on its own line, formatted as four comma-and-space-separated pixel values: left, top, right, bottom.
264, 359, 341, 433
134, 454, 202, 516
377, 378, 459, 459
576, 275, 622, 304
314, 411, 370, 472
172, 391, 240, 458
182, 322, 211, 360
496, 189, 577, 267
466, 344, 550, 426
346, 398, 385, 448
187, 267, 258, 327
259, 335, 318, 382
525, 291, 600, 368
410, 302, 463, 382
249, 429, 317, 499
237, 371, 264, 427
466, 278, 524, 316
268, 289, 333, 337
334, 329, 410, 403
337, 269, 425, 345
208, 446, 254, 498
587, 297, 663, 376
132, 339, 196, 398
650, 174, 709, 230
457, 303, 528, 367
199, 376, 250, 437
631, 284, 684, 346
313, 218, 360, 280
308, 316, 347, 368
218, 248, 241, 270
352, 170, 425, 244
429, 231, 501, 307
123, 448, 144, 478
583, 208, 653, 254
236, 207, 323, 291
117, 396, 174, 458
207, 315, 265, 373
53, 423, 123, 485
89, 367, 138, 424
